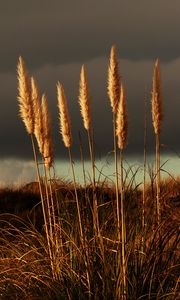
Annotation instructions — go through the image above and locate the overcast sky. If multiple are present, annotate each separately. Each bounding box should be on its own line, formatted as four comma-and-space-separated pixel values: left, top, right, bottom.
0, 0, 179, 162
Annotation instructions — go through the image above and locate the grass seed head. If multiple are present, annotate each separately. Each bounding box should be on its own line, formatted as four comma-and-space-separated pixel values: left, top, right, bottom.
17, 56, 34, 134
57, 82, 72, 148
107, 45, 120, 114
79, 65, 91, 130
31, 77, 44, 155
41, 94, 54, 168
116, 84, 128, 150
152, 59, 163, 135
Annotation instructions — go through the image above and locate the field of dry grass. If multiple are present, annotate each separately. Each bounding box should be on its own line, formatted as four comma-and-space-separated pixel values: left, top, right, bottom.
0, 177, 179, 299
0, 46, 179, 299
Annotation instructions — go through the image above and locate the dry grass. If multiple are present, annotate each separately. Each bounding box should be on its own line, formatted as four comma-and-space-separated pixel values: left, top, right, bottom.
57, 81, 72, 149
116, 83, 128, 299
116, 84, 128, 151
79, 64, 91, 131
0, 178, 179, 299
17, 57, 34, 135
152, 59, 163, 226
13, 50, 180, 299
107, 45, 120, 114
41, 94, 54, 168
31, 77, 44, 155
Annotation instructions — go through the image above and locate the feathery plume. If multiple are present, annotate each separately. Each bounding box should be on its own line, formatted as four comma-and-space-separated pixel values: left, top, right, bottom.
79, 65, 91, 130
116, 84, 128, 150
17, 56, 34, 134
152, 59, 163, 135
31, 77, 44, 154
57, 82, 72, 148
107, 45, 120, 114
41, 94, 54, 168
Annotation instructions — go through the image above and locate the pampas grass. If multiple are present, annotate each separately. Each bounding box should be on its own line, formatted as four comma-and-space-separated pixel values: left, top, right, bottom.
17, 60, 54, 276
152, 59, 163, 226
116, 85, 128, 151
78, 65, 100, 240
41, 94, 54, 169
31, 77, 44, 155
17, 57, 34, 135
107, 45, 121, 245
116, 83, 128, 300
57, 82, 72, 149
107, 45, 120, 114
57, 81, 83, 244
79, 65, 91, 131
13, 50, 179, 299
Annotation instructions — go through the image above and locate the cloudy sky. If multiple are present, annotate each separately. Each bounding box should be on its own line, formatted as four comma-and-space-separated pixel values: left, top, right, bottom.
0, 0, 179, 183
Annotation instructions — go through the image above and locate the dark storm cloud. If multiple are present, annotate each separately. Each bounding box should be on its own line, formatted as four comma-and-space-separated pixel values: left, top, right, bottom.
1, 0, 180, 72
0, 0, 179, 160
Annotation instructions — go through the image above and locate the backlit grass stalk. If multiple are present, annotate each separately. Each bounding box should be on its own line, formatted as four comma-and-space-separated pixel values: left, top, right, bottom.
41, 95, 55, 238
57, 82, 83, 244
31, 80, 54, 242
41, 94, 63, 277
116, 84, 128, 300
78, 131, 91, 240
78, 131, 87, 187
151, 59, 163, 227
78, 65, 100, 239
17, 59, 54, 274
57, 81, 91, 294
141, 88, 147, 259
31, 79, 59, 278
107, 45, 121, 242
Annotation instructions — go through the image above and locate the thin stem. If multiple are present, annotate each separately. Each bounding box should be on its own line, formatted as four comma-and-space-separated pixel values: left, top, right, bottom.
88, 128, 105, 263
120, 149, 126, 300
43, 161, 53, 243
156, 133, 161, 226
142, 91, 147, 231
141, 89, 147, 260
30, 134, 54, 277
114, 112, 121, 300
87, 128, 100, 238
68, 147, 84, 246
87, 128, 95, 187
68, 148, 91, 296
48, 167, 62, 253
78, 131, 87, 187
113, 113, 120, 242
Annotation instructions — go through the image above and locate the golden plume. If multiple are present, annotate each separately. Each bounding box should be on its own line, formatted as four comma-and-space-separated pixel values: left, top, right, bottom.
116, 84, 128, 150
107, 45, 120, 114
79, 65, 91, 130
31, 77, 44, 155
152, 59, 163, 135
41, 94, 54, 168
17, 56, 34, 134
57, 82, 72, 148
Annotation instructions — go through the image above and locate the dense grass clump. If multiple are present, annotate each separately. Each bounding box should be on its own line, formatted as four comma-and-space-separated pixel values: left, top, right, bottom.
8, 46, 179, 299
0, 178, 179, 299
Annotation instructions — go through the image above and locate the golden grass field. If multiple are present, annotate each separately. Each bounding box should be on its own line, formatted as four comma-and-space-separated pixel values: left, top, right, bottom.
0, 46, 179, 299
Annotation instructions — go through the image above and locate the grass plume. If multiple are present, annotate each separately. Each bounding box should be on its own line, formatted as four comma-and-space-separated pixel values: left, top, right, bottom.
151, 59, 163, 226
79, 64, 91, 131
17, 56, 34, 135
57, 82, 72, 149
116, 84, 128, 150
31, 77, 44, 155
57, 81, 84, 246
116, 83, 128, 300
107, 45, 121, 246
107, 45, 120, 114
41, 94, 54, 168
